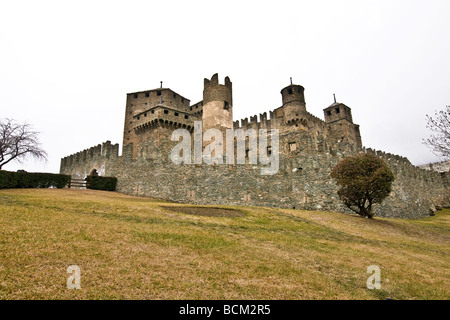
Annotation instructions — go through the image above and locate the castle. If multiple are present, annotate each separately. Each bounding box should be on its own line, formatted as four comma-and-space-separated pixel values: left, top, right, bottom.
60, 73, 449, 218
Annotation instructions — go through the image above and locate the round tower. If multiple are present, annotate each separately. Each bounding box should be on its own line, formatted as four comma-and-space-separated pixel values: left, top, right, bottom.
202, 73, 233, 132
280, 84, 306, 123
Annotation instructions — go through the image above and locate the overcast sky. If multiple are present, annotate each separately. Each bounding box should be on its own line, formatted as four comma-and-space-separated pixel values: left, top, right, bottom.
1, 0, 449, 173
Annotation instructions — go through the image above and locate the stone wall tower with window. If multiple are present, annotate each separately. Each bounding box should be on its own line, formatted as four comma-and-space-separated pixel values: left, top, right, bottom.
122, 87, 192, 159
202, 73, 233, 133
323, 102, 362, 148
281, 84, 307, 123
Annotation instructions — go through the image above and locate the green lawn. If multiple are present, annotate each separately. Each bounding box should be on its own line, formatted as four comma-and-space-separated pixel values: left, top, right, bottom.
0, 189, 448, 299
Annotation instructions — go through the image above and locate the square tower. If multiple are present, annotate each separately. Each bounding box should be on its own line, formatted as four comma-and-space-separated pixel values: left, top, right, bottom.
324, 102, 362, 148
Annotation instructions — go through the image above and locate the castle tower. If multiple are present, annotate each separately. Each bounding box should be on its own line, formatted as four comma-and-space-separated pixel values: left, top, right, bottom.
202, 73, 233, 132
281, 84, 306, 123
323, 101, 362, 148
122, 87, 192, 159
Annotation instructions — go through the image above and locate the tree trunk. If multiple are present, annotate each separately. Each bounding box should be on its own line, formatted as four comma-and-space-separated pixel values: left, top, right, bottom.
367, 199, 374, 219
359, 206, 367, 217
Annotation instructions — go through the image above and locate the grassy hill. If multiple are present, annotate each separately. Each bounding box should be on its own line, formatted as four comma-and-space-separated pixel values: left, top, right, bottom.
0, 189, 448, 300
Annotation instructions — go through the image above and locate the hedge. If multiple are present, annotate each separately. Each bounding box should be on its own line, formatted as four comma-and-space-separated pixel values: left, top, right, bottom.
86, 175, 117, 191
0, 170, 71, 189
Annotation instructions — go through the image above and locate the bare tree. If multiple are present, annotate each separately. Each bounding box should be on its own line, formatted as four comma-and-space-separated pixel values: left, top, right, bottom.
423, 106, 450, 159
0, 118, 47, 170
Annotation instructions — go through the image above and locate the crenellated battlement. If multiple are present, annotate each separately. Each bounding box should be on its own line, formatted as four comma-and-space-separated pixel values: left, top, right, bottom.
361, 147, 447, 186
364, 148, 411, 165
203, 73, 233, 106
61, 141, 119, 165
234, 105, 328, 137
132, 105, 198, 133
60, 141, 119, 178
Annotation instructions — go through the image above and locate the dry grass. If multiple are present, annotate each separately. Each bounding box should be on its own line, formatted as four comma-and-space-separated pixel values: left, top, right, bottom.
0, 188, 448, 300
160, 206, 246, 217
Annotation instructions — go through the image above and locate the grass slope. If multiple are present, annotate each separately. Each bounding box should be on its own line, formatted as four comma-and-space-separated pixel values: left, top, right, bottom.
0, 189, 448, 300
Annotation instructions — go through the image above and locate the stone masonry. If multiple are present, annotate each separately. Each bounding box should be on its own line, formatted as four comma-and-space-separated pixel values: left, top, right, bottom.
60, 73, 450, 218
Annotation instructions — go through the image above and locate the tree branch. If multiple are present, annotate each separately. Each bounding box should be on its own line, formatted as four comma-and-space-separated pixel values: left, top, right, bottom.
0, 118, 47, 170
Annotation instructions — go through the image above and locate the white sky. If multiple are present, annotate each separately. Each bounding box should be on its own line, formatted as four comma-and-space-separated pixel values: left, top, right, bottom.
1, 0, 449, 173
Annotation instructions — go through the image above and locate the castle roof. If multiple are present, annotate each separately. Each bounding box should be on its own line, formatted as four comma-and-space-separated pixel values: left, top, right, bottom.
325, 102, 349, 109
127, 87, 190, 103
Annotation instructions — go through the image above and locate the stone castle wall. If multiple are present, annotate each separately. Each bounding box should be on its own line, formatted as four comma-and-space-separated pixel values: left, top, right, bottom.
60, 73, 450, 219
418, 160, 450, 173
60, 130, 450, 219
60, 141, 119, 179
